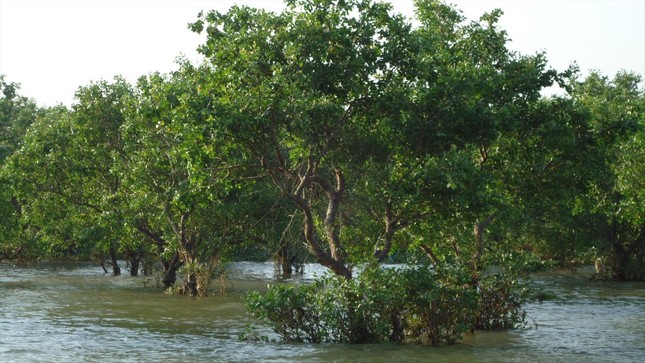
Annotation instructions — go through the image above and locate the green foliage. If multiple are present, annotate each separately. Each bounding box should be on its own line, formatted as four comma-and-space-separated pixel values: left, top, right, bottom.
245, 264, 528, 345
614, 130, 645, 224
568, 71, 645, 281
187, 0, 568, 282
401, 265, 477, 345
0, 76, 40, 163
1, 0, 641, 294
474, 274, 528, 330
189, 0, 421, 277
0, 76, 41, 260
2, 78, 136, 263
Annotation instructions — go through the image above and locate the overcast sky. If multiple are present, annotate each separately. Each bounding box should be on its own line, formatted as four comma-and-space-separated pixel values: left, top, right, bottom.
1, 0, 643, 107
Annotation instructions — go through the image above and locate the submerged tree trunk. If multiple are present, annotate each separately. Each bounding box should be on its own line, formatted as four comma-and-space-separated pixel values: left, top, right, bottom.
612, 243, 631, 281
136, 222, 183, 286
161, 252, 183, 287
129, 256, 140, 277
95, 253, 109, 274
276, 245, 293, 276
296, 196, 352, 279
607, 223, 644, 281
185, 272, 198, 297
275, 209, 300, 277
109, 246, 121, 276
142, 255, 155, 276
124, 247, 144, 277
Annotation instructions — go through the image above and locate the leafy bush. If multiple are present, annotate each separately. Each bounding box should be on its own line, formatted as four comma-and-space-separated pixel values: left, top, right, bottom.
245, 264, 528, 345
401, 266, 478, 345
475, 274, 528, 330
245, 283, 325, 342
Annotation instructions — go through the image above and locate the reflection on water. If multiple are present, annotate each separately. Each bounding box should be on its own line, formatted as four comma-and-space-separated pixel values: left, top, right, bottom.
1, 262, 643, 362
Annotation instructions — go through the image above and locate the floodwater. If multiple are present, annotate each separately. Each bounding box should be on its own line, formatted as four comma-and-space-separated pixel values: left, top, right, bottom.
1, 261, 643, 362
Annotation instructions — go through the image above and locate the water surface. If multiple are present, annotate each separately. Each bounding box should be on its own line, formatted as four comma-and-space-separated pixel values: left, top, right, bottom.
1, 262, 643, 362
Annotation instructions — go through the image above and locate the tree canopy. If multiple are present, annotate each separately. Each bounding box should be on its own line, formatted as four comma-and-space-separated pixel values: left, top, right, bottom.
1, 0, 643, 285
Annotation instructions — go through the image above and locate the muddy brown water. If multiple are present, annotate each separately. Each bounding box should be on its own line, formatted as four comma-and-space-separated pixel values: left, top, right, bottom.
1, 261, 643, 362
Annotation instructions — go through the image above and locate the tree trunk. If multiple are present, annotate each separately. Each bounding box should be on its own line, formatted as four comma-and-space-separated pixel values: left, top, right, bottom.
375, 202, 398, 262
471, 214, 495, 287
135, 222, 183, 285
94, 253, 109, 274
162, 252, 183, 287
142, 255, 155, 276
109, 246, 121, 276
128, 255, 140, 277
611, 242, 630, 281
473, 214, 495, 272
267, 155, 351, 278
277, 245, 293, 276
298, 197, 352, 279
290, 169, 352, 280
185, 272, 198, 297
607, 223, 644, 281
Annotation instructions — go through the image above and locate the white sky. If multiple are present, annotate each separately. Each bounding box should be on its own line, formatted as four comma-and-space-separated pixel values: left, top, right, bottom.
0, 0, 643, 107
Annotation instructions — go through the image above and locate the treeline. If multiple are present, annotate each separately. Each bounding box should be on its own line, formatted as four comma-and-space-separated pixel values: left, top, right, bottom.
1, 0, 643, 293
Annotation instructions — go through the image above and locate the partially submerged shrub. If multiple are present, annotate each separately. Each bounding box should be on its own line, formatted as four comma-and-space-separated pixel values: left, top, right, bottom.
245, 264, 528, 345
245, 269, 398, 344
401, 266, 477, 345
165, 259, 228, 297
321, 266, 408, 344
475, 274, 528, 330
245, 283, 324, 342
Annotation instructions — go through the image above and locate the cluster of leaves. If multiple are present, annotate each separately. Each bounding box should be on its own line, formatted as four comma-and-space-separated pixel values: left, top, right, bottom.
245, 264, 528, 345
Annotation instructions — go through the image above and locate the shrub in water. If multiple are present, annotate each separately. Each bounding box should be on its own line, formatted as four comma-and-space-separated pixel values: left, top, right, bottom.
474, 274, 528, 330
400, 266, 478, 345
245, 264, 525, 345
